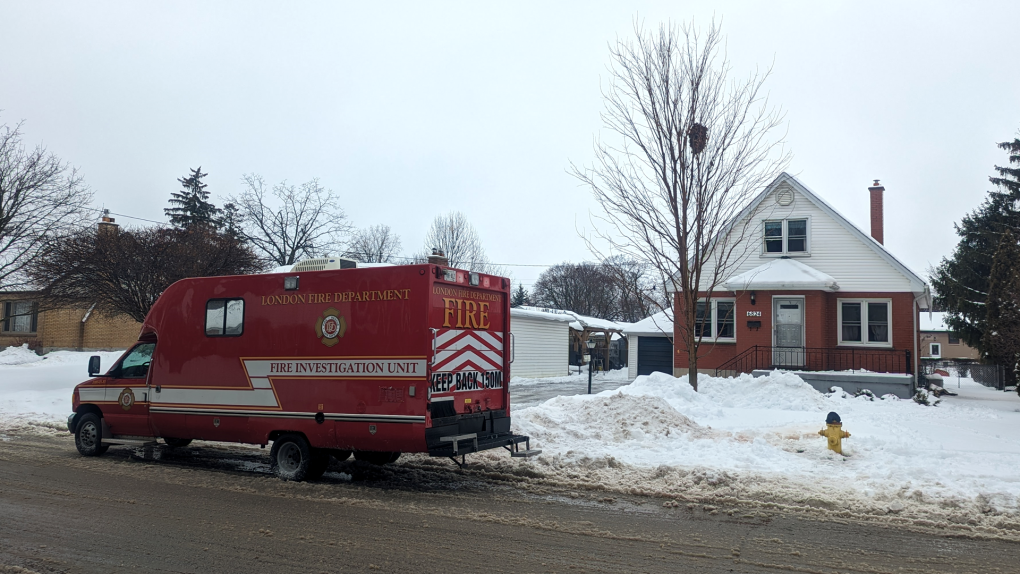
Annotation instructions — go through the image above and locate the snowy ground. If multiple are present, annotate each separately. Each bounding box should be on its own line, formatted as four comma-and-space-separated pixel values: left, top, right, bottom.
0, 345, 124, 434
500, 369, 1020, 536
5, 344, 1020, 537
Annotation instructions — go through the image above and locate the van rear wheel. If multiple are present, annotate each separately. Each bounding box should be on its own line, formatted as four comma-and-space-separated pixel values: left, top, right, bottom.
74, 413, 106, 457
163, 438, 192, 448
270, 434, 313, 481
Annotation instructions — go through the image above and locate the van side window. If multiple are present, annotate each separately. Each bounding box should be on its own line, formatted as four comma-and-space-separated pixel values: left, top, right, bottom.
206, 299, 244, 336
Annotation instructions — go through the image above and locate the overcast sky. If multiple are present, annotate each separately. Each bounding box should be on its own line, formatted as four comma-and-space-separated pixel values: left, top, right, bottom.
2, 1, 1018, 291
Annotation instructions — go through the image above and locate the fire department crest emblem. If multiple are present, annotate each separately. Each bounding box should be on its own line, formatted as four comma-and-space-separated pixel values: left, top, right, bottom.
118, 387, 135, 411
315, 307, 347, 347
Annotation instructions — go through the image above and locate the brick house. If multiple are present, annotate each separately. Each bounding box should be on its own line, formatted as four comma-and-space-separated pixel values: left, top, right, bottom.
671, 174, 930, 389
0, 291, 141, 352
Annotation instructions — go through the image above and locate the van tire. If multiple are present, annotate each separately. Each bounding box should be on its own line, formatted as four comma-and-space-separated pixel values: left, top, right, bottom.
306, 449, 330, 481
270, 434, 312, 481
354, 451, 399, 465
163, 438, 192, 448
330, 449, 352, 462
74, 413, 105, 457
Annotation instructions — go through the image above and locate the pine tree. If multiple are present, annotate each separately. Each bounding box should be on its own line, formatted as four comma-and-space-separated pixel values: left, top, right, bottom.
931, 135, 1020, 351
982, 229, 1020, 390
511, 284, 529, 307
165, 167, 220, 228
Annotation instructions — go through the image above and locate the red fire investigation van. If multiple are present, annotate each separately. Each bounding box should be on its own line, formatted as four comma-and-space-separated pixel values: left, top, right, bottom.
67, 260, 538, 481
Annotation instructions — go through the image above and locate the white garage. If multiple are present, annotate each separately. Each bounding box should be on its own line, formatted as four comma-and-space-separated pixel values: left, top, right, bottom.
509, 307, 575, 378
625, 310, 674, 380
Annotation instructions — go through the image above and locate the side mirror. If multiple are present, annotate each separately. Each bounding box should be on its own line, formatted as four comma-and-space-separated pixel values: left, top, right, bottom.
88, 356, 101, 377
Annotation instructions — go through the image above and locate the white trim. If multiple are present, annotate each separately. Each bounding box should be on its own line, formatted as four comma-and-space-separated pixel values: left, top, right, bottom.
929, 342, 942, 359
837, 298, 893, 348
697, 298, 736, 343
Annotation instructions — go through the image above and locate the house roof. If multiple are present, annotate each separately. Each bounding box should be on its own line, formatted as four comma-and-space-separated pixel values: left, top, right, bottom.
668, 173, 930, 302
623, 310, 674, 336
722, 258, 840, 291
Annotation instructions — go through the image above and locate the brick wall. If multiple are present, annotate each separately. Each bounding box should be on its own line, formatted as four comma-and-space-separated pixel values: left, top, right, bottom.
674, 289, 919, 374
0, 295, 140, 352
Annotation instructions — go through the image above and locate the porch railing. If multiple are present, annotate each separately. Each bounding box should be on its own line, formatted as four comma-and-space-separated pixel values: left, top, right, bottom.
714, 345, 912, 377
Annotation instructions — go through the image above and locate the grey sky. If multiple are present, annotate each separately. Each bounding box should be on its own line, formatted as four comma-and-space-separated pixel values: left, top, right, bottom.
2, 1, 1018, 292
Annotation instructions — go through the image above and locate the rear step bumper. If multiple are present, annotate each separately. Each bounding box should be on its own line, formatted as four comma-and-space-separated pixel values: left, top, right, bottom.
427, 432, 540, 458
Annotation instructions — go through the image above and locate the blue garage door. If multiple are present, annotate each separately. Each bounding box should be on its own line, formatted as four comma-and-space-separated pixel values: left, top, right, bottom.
637, 336, 673, 376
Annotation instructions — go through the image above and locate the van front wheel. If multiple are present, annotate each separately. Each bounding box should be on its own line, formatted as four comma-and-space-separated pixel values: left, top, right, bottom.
270, 434, 312, 481
74, 413, 107, 457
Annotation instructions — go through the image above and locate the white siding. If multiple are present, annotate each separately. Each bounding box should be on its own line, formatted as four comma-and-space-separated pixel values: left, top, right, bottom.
510, 315, 570, 378
698, 181, 916, 293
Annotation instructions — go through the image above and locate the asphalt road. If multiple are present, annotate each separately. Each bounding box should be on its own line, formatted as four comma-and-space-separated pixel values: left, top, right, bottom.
1, 431, 1017, 574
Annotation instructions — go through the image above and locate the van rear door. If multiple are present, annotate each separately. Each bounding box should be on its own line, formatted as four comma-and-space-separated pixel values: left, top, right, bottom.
428, 272, 508, 419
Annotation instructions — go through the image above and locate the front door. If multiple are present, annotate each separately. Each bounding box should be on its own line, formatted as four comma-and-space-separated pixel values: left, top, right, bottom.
773, 298, 804, 367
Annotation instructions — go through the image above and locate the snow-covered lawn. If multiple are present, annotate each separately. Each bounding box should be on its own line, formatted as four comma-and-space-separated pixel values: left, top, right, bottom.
506, 370, 1020, 533
5, 344, 1020, 535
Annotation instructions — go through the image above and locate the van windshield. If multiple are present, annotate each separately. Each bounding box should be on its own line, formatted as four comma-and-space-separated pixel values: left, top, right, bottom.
115, 343, 155, 379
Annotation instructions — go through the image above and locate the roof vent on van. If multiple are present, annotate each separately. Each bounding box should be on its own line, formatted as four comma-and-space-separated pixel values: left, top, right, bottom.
291, 256, 358, 272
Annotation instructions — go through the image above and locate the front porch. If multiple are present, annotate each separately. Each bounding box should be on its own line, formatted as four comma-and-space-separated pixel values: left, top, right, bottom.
716, 345, 915, 398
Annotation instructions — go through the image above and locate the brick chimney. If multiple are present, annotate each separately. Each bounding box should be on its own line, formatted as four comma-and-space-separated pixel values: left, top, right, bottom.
868, 180, 884, 245
97, 215, 119, 237
427, 248, 448, 266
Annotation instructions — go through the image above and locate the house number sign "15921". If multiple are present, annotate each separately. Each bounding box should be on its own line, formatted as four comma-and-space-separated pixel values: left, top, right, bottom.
746, 311, 763, 317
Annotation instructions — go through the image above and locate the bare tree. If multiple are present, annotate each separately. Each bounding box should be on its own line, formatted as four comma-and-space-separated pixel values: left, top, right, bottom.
230, 174, 352, 266
29, 226, 262, 323
572, 21, 789, 389
0, 120, 94, 289
417, 211, 505, 275
346, 224, 402, 263
531, 258, 660, 322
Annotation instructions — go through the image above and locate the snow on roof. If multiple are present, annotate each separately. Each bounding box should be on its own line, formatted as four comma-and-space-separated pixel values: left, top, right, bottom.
511, 306, 629, 333
722, 258, 839, 291
510, 307, 577, 324
624, 310, 674, 336
920, 311, 951, 332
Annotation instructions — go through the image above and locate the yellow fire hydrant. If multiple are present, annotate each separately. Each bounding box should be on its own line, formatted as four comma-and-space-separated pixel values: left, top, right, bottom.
818, 412, 850, 454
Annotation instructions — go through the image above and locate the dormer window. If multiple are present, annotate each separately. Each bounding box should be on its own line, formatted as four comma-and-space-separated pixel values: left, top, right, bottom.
763, 219, 808, 254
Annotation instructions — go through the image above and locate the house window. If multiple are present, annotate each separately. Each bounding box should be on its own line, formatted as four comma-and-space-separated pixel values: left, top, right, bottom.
695, 299, 736, 342
763, 219, 808, 254
2, 301, 38, 334
206, 299, 245, 336
838, 299, 891, 346
948, 333, 960, 345
929, 343, 941, 358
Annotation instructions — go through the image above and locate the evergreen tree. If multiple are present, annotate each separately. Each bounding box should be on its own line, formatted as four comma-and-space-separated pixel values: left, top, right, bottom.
219, 202, 241, 238
511, 284, 529, 307
982, 229, 1020, 390
931, 135, 1020, 351
165, 167, 220, 228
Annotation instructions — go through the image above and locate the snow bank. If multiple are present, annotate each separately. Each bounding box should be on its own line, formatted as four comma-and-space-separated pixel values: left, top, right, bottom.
0, 346, 125, 431
0, 344, 45, 365
509, 371, 1020, 533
